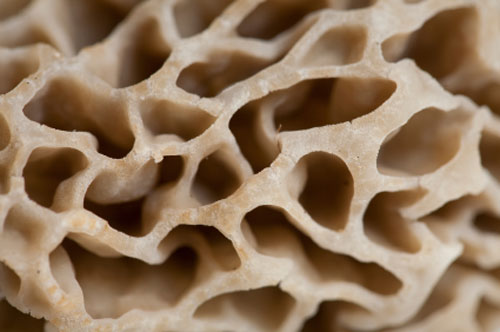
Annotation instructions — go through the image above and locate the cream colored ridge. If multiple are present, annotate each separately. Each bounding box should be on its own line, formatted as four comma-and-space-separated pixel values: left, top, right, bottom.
0, 0, 500, 331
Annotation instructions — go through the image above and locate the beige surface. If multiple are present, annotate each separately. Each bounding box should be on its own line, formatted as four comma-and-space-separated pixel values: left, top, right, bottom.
0, 0, 500, 331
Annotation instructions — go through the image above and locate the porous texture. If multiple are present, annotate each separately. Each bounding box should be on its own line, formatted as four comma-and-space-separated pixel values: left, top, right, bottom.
0, 0, 500, 331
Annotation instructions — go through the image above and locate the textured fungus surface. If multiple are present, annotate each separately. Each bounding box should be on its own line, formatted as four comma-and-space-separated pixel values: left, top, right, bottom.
0, 0, 500, 331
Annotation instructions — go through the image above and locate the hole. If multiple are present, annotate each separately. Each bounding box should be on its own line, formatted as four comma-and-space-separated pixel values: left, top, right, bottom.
473, 212, 500, 235
195, 286, 295, 330
339, 0, 377, 9
192, 150, 242, 205
237, 0, 328, 40
377, 108, 468, 176
23, 147, 88, 209
160, 225, 240, 271
85, 158, 159, 204
0, 0, 32, 21
491, 268, 500, 282
480, 131, 500, 182
363, 190, 423, 253
139, 156, 185, 234
301, 26, 366, 67
158, 155, 184, 185
99, 0, 145, 13
0, 164, 9, 194
85, 157, 185, 236
177, 51, 282, 98
0, 48, 40, 94
456, 81, 500, 117
0, 300, 44, 332
141, 99, 215, 141
301, 301, 369, 332
197, 226, 240, 270
229, 102, 279, 173
23, 77, 135, 159
401, 268, 453, 326
418, 195, 476, 242
382, 7, 478, 79
84, 196, 146, 236
117, 19, 170, 87
291, 152, 354, 231
476, 298, 500, 331
230, 77, 395, 172
422, 195, 473, 220
65, 0, 126, 52
0, 263, 21, 298
174, 0, 233, 38
273, 78, 396, 131
1, 206, 46, 254
63, 239, 198, 318
243, 206, 402, 294
0, 114, 10, 150
301, 238, 401, 295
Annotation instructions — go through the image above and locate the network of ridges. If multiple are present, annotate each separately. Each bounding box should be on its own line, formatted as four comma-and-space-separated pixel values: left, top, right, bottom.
0, 0, 499, 331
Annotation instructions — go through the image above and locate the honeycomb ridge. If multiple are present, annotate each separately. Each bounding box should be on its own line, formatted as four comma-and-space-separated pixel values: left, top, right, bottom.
0, 0, 500, 331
